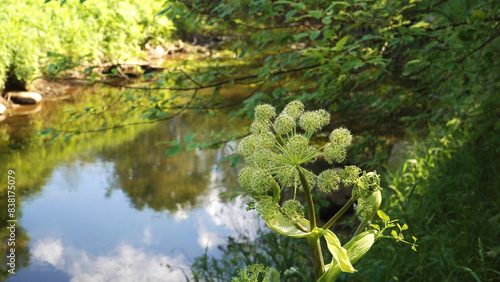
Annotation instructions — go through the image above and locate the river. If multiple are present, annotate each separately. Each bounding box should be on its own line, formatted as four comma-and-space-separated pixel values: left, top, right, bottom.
0, 85, 266, 281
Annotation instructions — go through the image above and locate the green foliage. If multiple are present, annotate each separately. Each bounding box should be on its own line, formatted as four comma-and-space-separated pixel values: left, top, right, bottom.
10, 0, 498, 280
0, 0, 174, 88
352, 120, 500, 281
190, 232, 313, 281
236, 102, 415, 280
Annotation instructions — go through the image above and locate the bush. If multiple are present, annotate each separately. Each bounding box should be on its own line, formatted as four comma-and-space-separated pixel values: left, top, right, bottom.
0, 0, 175, 88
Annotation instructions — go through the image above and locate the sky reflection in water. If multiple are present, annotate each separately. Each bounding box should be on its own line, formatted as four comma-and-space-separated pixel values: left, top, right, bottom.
7, 115, 264, 282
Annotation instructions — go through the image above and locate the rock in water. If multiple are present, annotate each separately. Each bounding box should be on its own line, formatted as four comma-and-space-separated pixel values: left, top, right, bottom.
6, 91, 42, 105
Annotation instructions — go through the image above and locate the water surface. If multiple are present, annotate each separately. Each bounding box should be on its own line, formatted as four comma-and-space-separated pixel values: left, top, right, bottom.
1, 92, 264, 281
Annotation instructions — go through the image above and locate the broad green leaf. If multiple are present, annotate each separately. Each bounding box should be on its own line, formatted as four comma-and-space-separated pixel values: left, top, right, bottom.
165, 145, 182, 158
309, 10, 323, 19
310, 30, 321, 40
266, 213, 311, 238
391, 230, 398, 238
185, 133, 197, 144
377, 210, 390, 222
186, 142, 199, 151
318, 229, 356, 274
319, 230, 377, 281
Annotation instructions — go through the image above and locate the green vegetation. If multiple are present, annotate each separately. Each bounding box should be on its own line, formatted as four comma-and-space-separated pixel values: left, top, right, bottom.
235, 101, 416, 280
0, 0, 174, 89
1, 0, 499, 280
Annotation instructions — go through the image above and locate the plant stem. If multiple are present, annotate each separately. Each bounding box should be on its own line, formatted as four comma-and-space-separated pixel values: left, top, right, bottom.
307, 235, 325, 281
322, 197, 357, 230
298, 167, 324, 280
352, 218, 367, 238
298, 167, 316, 230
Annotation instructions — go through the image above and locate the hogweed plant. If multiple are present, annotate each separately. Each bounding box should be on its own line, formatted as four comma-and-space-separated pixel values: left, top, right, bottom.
235, 101, 417, 281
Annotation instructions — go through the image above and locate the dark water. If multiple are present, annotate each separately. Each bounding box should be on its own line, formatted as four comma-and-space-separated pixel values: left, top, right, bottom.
1, 89, 265, 281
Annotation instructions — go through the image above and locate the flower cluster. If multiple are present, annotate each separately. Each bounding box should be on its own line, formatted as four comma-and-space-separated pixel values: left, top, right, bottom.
237, 101, 381, 225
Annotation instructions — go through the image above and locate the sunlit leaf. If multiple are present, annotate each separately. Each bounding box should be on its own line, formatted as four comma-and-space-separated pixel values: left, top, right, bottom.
266, 213, 310, 238
319, 230, 377, 281
319, 229, 356, 273
309, 10, 323, 19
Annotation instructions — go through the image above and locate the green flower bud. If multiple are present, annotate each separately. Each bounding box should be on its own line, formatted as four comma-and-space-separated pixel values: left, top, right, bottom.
259, 132, 276, 149
340, 165, 361, 188
238, 166, 254, 189
276, 164, 298, 188
247, 149, 276, 168
356, 190, 382, 220
317, 169, 341, 193
256, 197, 280, 222
237, 135, 260, 157
282, 199, 305, 224
249, 168, 274, 197
250, 120, 271, 134
299, 110, 330, 133
330, 127, 353, 148
283, 100, 305, 120
286, 135, 309, 158
324, 142, 347, 164
255, 104, 276, 122
274, 114, 295, 136
354, 171, 382, 199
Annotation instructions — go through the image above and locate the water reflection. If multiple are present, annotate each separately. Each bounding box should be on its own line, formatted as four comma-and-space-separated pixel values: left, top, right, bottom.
4, 110, 265, 281
31, 238, 188, 281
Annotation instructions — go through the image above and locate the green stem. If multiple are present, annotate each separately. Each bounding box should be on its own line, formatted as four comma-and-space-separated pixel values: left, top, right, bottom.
298, 167, 324, 280
307, 235, 325, 281
352, 218, 367, 238
322, 197, 357, 230
298, 167, 316, 230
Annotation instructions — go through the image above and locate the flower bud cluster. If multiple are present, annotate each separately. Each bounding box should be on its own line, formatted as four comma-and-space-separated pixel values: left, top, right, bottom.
282, 199, 305, 224
237, 101, 379, 226
324, 127, 352, 164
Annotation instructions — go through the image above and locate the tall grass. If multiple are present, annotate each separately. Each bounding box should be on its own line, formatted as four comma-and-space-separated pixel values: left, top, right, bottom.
350, 119, 500, 281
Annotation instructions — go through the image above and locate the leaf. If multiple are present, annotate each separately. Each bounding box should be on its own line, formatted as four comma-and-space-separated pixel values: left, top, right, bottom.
50, 132, 61, 143
331, 1, 351, 7
319, 230, 377, 281
377, 210, 390, 222
266, 213, 311, 238
319, 229, 356, 273
310, 30, 321, 40
309, 10, 323, 19
165, 145, 182, 158
63, 133, 74, 141
184, 133, 197, 144
186, 142, 199, 151
391, 230, 398, 238
286, 10, 298, 21
322, 17, 332, 25
230, 154, 242, 167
